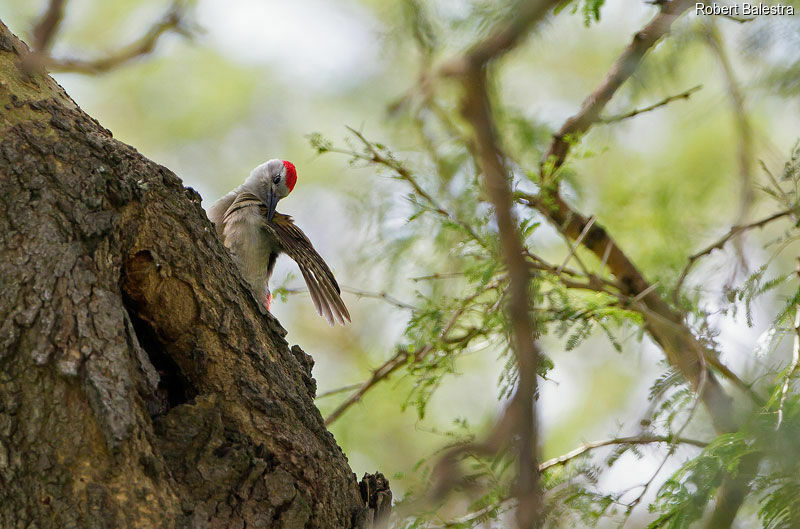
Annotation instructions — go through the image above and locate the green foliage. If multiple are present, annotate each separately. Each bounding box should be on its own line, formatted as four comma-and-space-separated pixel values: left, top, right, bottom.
649, 434, 744, 529
306, 5, 800, 528
649, 394, 800, 529
758, 481, 800, 529
725, 265, 771, 326
308, 132, 334, 154
403, 0, 439, 57
554, 0, 606, 26
314, 61, 800, 526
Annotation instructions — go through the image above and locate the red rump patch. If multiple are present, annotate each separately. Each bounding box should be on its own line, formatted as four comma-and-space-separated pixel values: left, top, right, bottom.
283, 160, 297, 192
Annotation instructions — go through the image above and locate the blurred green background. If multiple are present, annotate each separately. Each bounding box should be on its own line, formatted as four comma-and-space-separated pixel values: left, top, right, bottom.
3, 0, 800, 525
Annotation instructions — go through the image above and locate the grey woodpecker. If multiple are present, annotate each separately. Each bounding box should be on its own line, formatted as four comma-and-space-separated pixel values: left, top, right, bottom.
207, 159, 351, 325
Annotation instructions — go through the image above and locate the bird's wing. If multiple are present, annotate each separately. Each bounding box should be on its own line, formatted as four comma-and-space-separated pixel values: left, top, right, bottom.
208, 190, 240, 239
268, 212, 351, 326
229, 193, 351, 326
221, 192, 262, 225
220, 192, 264, 250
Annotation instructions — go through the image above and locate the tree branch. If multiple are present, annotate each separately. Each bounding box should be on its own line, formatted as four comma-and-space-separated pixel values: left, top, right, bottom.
44, 2, 193, 74
411, 272, 465, 282
461, 65, 543, 529
526, 250, 622, 292
518, 190, 740, 432
284, 285, 418, 311
440, 0, 561, 77
539, 434, 707, 471
599, 84, 702, 124
30, 0, 67, 52
324, 280, 503, 426
316, 383, 364, 399
426, 8, 701, 524
673, 207, 795, 301
342, 285, 418, 311
324, 346, 412, 427
540, 0, 695, 177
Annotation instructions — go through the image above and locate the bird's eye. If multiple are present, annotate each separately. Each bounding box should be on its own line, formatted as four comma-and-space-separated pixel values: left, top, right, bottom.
273, 175, 281, 184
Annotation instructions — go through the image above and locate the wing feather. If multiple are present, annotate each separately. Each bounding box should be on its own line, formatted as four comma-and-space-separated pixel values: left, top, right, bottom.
228, 192, 350, 325
300, 268, 334, 325
270, 214, 351, 325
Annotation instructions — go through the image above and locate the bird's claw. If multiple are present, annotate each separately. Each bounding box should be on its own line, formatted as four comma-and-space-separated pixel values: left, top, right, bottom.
262, 290, 273, 311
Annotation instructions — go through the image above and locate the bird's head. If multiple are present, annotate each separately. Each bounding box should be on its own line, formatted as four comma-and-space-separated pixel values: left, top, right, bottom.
243, 159, 297, 221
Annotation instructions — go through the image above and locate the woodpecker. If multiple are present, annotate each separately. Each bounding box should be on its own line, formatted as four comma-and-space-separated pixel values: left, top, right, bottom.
207, 159, 350, 326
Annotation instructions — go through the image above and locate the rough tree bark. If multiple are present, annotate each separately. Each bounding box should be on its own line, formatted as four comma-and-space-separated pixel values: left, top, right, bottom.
0, 21, 389, 529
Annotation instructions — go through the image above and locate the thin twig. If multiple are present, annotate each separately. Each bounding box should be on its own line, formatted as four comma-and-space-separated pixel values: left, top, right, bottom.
285, 285, 416, 311
539, 434, 706, 471
556, 215, 595, 274
672, 208, 795, 302
344, 127, 487, 247
527, 249, 622, 292
342, 286, 417, 311
323, 347, 412, 426
556, 225, 592, 276
316, 383, 364, 399
324, 280, 503, 426
411, 272, 465, 282
721, 14, 756, 23
428, 503, 514, 529
630, 281, 660, 305
704, 353, 762, 404
599, 85, 702, 124
530, 262, 622, 297
759, 159, 785, 200
347, 127, 447, 215
600, 239, 613, 271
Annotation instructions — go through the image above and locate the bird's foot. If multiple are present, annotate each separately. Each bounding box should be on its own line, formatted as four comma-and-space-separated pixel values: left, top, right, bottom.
261, 290, 273, 311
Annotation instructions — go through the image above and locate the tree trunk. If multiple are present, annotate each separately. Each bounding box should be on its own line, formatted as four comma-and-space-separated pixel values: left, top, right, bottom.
0, 21, 389, 529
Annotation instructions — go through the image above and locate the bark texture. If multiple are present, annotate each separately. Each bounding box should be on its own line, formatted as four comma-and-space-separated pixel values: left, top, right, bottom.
0, 21, 386, 529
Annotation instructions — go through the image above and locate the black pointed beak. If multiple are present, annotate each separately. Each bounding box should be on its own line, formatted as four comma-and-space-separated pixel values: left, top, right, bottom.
266, 187, 279, 221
